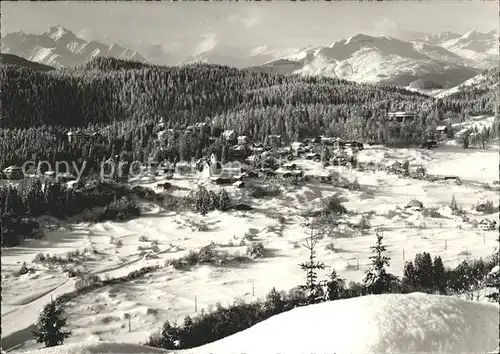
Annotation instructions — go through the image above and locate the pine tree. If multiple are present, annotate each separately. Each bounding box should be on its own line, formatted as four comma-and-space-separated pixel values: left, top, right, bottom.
159, 320, 181, 349
217, 189, 231, 211
363, 229, 395, 295
433, 256, 447, 294
298, 227, 326, 304
402, 260, 418, 292
414, 252, 434, 292
485, 238, 499, 303
32, 299, 72, 347
450, 194, 458, 214
179, 316, 194, 347
485, 267, 500, 303
265, 287, 285, 315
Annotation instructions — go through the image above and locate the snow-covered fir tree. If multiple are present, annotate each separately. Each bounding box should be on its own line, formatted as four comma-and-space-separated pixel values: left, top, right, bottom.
485, 237, 499, 302
32, 299, 72, 347
363, 229, 396, 294
299, 228, 326, 304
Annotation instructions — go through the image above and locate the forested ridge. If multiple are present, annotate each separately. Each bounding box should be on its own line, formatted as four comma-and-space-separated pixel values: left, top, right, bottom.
0, 57, 497, 170
446, 66, 499, 109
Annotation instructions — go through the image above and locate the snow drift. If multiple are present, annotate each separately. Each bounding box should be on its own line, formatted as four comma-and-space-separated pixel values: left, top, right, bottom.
21, 293, 499, 354
17, 342, 168, 354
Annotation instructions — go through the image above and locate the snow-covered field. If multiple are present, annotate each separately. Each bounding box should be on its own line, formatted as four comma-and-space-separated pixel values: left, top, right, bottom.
2, 127, 499, 352
19, 293, 500, 354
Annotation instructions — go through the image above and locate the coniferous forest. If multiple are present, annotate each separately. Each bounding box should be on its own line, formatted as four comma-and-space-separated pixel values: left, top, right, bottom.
1, 57, 498, 171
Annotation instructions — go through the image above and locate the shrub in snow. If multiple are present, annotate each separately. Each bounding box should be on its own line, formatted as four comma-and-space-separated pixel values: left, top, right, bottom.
324, 242, 336, 251
75, 275, 102, 290
321, 195, 347, 216
321, 268, 346, 301
32, 299, 72, 347
485, 265, 500, 303
248, 184, 282, 199
246, 242, 266, 259
447, 259, 490, 301
190, 186, 232, 214
357, 215, 371, 230
422, 207, 441, 218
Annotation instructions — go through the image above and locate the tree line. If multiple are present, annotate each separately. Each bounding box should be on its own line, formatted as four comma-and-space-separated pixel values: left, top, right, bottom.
0, 179, 141, 246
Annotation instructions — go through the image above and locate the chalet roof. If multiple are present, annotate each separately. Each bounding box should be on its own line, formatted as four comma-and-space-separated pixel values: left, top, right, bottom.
238, 135, 248, 139
479, 218, 497, 224
436, 126, 448, 131
406, 199, 424, 208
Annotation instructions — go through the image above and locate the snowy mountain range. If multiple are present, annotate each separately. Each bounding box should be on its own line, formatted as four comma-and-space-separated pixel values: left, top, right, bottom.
1, 26, 148, 68
1, 26, 497, 88
251, 31, 497, 88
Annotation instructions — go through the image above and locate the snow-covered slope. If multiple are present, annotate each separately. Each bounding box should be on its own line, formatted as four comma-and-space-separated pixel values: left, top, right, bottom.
256, 33, 481, 87
18, 342, 168, 354
20, 293, 500, 354
1, 26, 148, 68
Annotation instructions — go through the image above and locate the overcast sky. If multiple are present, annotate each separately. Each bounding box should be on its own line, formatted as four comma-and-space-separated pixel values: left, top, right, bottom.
2, 1, 497, 56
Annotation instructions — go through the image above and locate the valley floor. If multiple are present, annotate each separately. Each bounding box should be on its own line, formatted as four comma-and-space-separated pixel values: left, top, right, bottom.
1, 137, 499, 352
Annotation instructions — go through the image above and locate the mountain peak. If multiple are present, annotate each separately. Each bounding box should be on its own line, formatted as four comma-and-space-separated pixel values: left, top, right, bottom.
45, 26, 75, 41
461, 30, 493, 41
1, 26, 149, 68
345, 34, 377, 45
417, 31, 462, 45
